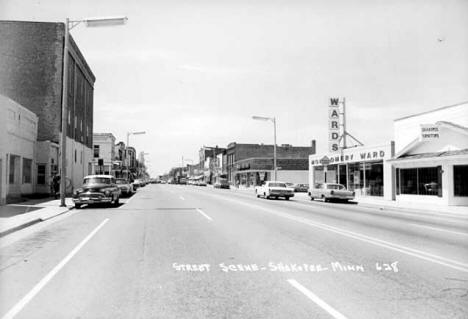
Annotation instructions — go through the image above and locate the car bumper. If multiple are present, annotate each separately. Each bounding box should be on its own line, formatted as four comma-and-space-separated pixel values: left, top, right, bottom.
270, 192, 294, 197
326, 195, 354, 200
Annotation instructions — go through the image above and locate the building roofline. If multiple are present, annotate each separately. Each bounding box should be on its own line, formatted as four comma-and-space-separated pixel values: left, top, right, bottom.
394, 101, 468, 122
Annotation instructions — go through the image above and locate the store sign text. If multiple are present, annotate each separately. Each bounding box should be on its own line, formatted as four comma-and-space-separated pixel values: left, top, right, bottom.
328, 98, 341, 152
420, 124, 440, 140
311, 150, 386, 165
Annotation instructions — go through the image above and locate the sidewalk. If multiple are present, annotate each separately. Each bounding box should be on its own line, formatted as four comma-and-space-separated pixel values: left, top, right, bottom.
229, 186, 468, 218
0, 197, 74, 237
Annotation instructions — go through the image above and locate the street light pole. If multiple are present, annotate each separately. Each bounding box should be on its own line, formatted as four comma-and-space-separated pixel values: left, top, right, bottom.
59, 18, 70, 207
59, 16, 127, 207
252, 115, 277, 181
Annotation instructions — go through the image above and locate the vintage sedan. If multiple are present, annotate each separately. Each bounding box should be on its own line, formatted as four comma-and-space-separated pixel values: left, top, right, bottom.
116, 178, 134, 197
255, 181, 294, 200
293, 183, 309, 192
309, 183, 355, 202
72, 175, 121, 208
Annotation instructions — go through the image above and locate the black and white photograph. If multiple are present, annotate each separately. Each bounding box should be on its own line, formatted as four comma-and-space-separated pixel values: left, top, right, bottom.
1, 0, 468, 318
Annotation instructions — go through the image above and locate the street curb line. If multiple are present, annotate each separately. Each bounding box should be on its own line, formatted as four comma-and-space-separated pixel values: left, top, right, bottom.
0, 207, 74, 238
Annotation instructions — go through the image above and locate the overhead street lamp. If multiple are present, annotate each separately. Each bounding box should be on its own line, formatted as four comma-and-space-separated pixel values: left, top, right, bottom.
252, 115, 277, 181
60, 15, 127, 207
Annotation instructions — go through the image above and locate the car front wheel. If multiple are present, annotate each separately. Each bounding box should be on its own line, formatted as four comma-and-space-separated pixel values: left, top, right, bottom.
75, 203, 81, 209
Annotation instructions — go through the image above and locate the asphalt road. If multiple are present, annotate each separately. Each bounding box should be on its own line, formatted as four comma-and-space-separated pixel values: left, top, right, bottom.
1, 184, 467, 319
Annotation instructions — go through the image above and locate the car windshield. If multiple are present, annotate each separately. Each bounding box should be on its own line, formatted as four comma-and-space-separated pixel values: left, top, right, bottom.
327, 184, 345, 190
83, 177, 111, 185
116, 179, 127, 184
269, 183, 287, 187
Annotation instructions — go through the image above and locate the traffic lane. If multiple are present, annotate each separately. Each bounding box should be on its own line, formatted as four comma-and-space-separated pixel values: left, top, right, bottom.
0, 205, 117, 318
224, 187, 468, 232
177, 187, 468, 318
181, 186, 468, 263
10, 193, 322, 319
121, 184, 197, 211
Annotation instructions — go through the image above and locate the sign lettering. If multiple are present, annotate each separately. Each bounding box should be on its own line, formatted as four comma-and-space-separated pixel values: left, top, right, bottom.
328, 97, 341, 153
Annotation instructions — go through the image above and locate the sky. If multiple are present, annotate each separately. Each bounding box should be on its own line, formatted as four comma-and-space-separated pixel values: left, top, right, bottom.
2, 0, 468, 177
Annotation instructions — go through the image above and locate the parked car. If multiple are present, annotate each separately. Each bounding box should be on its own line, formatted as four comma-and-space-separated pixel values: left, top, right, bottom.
255, 181, 294, 200
308, 183, 355, 202
293, 183, 309, 192
133, 179, 142, 189
214, 179, 230, 189
72, 175, 121, 208
197, 181, 207, 186
116, 178, 134, 197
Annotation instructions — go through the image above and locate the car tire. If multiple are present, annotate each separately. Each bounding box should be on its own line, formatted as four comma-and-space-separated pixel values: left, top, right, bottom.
285, 197, 290, 200
75, 203, 81, 209
310, 197, 314, 201
114, 196, 120, 207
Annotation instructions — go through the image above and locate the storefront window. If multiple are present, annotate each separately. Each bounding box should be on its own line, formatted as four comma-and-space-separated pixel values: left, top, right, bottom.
398, 166, 441, 196
348, 163, 364, 195
325, 165, 337, 183
454, 165, 468, 196
365, 161, 383, 196
314, 166, 325, 184
338, 165, 347, 188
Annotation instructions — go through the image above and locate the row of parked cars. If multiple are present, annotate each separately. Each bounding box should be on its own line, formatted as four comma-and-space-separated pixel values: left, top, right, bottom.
255, 181, 355, 202
72, 175, 150, 209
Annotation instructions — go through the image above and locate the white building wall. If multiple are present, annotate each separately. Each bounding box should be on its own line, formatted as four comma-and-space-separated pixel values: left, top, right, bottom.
394, 102, 468, 153
0, 95, 38, 203
277, 170, 309, 184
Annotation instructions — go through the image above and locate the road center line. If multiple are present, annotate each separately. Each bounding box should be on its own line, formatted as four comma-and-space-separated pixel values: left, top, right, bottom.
196, 208, 213, 221
186, 189, 468, 272
2, 218, 109, 319
288, 279, 348, 319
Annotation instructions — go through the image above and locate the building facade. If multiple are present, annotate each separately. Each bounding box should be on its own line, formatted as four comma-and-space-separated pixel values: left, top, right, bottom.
391, 102, 468, 206
92, 133, 116, 175
309, 101, 468, 208
0, 95, 38, 204
227, 142, 316, 187
0, 20, 95, 193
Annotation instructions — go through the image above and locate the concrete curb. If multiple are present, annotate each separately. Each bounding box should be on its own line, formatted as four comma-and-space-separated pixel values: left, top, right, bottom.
0, 206, 74, 238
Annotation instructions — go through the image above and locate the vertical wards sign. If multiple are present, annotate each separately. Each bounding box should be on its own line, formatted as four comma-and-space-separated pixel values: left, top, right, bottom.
328, 97, 340, 152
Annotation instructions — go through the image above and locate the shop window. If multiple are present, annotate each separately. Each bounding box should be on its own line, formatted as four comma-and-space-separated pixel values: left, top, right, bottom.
338, 165, 347, 188
348, 162, 364, 195
37, 164, 46, 185
398, 166, 441, 196
365, 161, 384, 196
454, 165, 468, 196
22, 158, 32, 184
93, 145, 100, 158
9, 155, 17, 184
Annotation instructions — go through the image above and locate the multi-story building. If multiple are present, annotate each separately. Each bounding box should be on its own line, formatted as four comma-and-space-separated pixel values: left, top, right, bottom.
91, 133, 116, 175
0, 20, 95, 192
0, 95, 38, 204
226, 142, 316, 187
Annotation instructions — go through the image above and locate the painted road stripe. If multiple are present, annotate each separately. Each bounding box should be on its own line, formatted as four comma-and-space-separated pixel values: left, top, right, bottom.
187, 189, 468, 272
179, 196, 185, 201
196, 208, 213, 221
2, 218, 109, 319
409, 223, 468, 236
288, 279, 348, 319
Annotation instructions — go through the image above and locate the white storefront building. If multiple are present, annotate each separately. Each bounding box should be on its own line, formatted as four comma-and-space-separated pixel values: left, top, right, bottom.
391, 102, 468, 207
0, 95, 38, 204
309, 100, 468, 208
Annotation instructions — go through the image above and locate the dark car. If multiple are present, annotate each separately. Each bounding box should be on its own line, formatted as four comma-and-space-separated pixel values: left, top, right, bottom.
72, 175, 121, 208
293, 183, 309, 192
214, 179, 230, 189
116, 178, 134, 197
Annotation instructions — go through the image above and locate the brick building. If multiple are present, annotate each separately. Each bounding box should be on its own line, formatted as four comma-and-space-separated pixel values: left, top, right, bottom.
226, 142, 316, 187
0, 21, 95, 192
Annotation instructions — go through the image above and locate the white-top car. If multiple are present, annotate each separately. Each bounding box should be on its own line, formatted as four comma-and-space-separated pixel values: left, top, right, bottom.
255, 181, 294, 200
309, 183, 355, 202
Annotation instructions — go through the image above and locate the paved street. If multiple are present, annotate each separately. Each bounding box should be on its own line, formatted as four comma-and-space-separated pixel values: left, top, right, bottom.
1, 184, 468, 319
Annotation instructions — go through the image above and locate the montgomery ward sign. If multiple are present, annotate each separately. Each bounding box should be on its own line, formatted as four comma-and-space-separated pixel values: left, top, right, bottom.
420, 124, 440, 140
328, 97, 341, 152
311, 149, 387, 166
